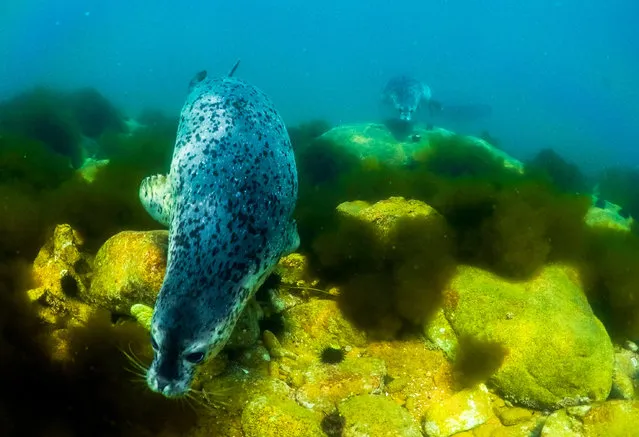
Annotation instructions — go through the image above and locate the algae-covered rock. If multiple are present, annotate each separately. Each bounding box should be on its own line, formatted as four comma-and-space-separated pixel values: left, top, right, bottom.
317, 196, 455, 329
611, 346, 639, 400
422, 384, 493, 437
494, 405, 534, 426
366, 340, 454, 422
320, 123, 523, 173
443, 264, 614, 409
338, 394, 423, 437
295, 356, 386, 413
582, 400, 639, 436
241, 395, 324, 437
86, 230, 168, 314
320, 122, 431, 166
270, 253, 326, 312
31, 224, 92, 298
585, 198, 633, 232
335, 196, 448, 248
540, 409, 584, 437
27, 224, 95, 327
424, 308, 459, 360
280, 299, 367, 357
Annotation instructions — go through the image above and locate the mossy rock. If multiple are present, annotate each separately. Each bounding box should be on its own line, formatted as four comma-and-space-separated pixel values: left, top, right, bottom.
585, 200, 634, 232
338, 394, 423, 437
280, 299, 367, 357
366, 340, 454, 423
443, 264, 614, 409
295, 356, 386, 413
422, 384, 493, 437
313, 196, 455, 331
582, 400, 639, 436
86, 230, 168, 314
319, 123, 524, 173
241, 395, 324, 437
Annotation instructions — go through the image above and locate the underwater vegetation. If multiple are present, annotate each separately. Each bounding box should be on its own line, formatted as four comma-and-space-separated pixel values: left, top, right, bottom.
0, 86, 127, 167
596, 165, 639, 222
0, 88, 194, 435
1, 84, 638, 435
290, 122, 639, 342
525, 147, 590, 195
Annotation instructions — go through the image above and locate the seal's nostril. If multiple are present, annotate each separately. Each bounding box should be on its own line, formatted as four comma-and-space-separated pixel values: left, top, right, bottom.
156, 375, 170, 392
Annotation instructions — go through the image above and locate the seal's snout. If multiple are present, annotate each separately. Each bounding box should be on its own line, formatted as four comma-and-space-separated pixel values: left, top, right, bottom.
155, 375, 171, 394
147, 368, 189, 398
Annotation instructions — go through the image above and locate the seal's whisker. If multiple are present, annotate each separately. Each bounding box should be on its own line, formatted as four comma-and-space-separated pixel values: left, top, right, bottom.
282, 285, 335, 297
123, 365, 147, 379
188, 388, 228, 411
119, 343, 150, 375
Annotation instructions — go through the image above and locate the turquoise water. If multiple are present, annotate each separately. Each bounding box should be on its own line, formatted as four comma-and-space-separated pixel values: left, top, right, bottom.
1, 1, 639, 436
1, 0, 638, 172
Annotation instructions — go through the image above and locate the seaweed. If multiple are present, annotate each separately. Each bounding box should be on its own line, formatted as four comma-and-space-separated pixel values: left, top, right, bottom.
525, 148, 590, 195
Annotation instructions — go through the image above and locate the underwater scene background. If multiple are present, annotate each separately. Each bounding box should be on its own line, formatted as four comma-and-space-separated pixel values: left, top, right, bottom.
1, 1, 638, 436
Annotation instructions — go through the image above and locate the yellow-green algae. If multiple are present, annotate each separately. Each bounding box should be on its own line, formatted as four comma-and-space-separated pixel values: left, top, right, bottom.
338, 394, 423, 437
87, 230, 168, 314
443, 264, 614, 409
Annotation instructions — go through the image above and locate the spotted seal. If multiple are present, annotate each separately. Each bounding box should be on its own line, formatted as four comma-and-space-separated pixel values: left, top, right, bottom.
139, 61, 299, 397
381, 75, 440, 121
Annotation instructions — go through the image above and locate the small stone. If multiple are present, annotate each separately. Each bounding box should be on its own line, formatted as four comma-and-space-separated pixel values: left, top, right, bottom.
540, 409, 583, 437
495, 406, 534, 426
583, 400, 639, 435
422, 384, 493, 437
241, 395, 324, 437
338, 394, 422, 437
611, 347, 639, 400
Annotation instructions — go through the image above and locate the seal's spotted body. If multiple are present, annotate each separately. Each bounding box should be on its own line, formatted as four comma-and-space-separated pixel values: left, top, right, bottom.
381, 75, 432, 121
140, 66, 298, 397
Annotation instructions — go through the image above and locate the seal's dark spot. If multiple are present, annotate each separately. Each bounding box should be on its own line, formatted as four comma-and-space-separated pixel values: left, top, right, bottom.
321, 411, 345, 437
320, 347, 345, 364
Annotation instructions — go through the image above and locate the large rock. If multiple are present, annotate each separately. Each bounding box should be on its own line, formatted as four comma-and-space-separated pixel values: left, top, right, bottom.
27, 224, 94, 327
338, 394, 423, 437
422, 384, 493, 437
85, 230, 168, 314
241, 395, 324, 437
320, 123, 523, 173
443, 264, 614, 409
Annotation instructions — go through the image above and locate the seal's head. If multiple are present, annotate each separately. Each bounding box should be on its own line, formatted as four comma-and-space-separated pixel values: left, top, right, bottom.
382, 75, 431, 121
145, 303, 223, 398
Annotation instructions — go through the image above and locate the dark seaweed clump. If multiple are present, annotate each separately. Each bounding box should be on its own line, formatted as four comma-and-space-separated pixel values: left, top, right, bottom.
289, 122, 639, 344
596, 165, 639, 222
0, 87, 192, 436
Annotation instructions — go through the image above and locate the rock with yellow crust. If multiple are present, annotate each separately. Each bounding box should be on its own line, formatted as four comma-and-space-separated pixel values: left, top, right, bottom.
85, 230, 168, 314
442, 264, 614, 409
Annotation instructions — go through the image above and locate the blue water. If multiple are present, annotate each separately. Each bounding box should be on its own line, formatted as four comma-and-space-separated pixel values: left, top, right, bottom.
1, 0, 638, 174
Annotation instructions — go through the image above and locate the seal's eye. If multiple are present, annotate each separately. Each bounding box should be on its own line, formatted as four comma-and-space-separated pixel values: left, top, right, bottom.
185, 351, 205, 364
151, 336, 159, 351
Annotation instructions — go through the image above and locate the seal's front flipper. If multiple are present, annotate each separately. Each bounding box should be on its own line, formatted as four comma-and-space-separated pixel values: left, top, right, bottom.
139, 174, 174, 227
283, 220, 300, 256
